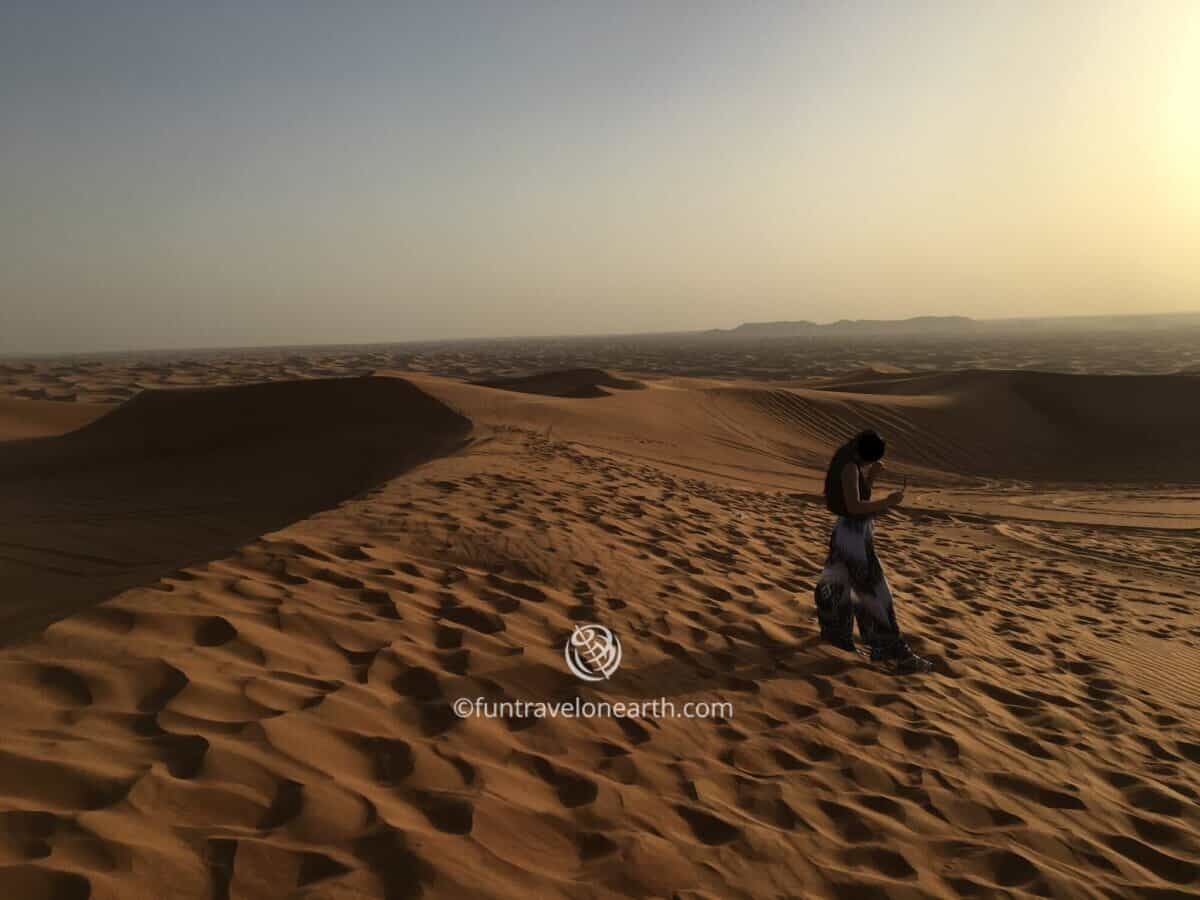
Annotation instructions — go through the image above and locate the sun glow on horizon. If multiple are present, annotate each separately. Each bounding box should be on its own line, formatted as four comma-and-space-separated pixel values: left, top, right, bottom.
1, 2, 1199, 354
1159, 6, 1200, 204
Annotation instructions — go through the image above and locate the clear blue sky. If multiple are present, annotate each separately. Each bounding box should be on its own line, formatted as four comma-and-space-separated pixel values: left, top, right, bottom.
3, 1, 1198, 353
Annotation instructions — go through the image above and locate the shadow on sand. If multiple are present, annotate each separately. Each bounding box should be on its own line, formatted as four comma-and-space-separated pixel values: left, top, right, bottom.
0, 376, 471, 645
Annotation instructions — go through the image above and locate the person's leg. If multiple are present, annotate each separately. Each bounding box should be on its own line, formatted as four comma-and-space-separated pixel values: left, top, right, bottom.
852, 573, 903, 657
814, 561, 855, 651
853, 572, 932, 672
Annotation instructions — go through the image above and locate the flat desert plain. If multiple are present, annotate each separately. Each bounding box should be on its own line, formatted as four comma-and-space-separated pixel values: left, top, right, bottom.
0, 334, 1198, 899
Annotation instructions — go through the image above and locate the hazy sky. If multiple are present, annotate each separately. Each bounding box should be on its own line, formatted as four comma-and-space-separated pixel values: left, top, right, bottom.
3, 1, 1198, 353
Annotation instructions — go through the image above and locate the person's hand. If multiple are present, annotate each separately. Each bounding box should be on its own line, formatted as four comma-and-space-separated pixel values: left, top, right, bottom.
884, 489, 905, 509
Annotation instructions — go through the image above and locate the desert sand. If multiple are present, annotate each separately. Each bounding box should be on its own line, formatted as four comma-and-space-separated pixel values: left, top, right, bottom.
0, 342, 1198, 899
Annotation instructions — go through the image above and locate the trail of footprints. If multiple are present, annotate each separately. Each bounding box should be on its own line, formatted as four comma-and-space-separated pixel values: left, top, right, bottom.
0, 428, 1197, 897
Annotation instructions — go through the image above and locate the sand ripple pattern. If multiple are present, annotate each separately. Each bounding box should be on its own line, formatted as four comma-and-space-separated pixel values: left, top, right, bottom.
0, 428, 1197, 898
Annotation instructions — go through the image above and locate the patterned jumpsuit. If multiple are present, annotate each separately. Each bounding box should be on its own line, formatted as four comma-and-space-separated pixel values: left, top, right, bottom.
813, 470, 905, 655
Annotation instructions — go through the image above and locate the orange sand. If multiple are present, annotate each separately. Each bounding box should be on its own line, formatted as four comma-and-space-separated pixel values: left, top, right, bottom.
0, 363, 1197, 899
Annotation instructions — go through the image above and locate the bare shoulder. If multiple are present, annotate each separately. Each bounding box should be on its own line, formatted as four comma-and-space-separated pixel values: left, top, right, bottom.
840, 460, 860, 491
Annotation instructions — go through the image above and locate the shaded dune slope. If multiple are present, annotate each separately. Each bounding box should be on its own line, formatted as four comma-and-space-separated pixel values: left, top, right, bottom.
0, 376, 469, 476
712, 370, 1200, 483
472, 368, 644, 398
0, 376, 471, 641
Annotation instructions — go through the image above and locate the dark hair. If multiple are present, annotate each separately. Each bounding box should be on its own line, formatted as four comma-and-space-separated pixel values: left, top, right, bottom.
855, 429, 885, 462
823, 430, 885, 517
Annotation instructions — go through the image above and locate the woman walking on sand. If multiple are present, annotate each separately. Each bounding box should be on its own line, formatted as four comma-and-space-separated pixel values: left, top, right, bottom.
814, 429, 931, 673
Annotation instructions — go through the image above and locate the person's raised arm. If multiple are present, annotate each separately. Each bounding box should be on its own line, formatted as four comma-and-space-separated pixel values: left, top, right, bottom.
841, 462, 903, 516
863, 460, 882, 490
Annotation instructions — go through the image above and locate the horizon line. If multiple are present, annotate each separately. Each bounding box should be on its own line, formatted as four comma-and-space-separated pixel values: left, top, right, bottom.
5, 308, 1200, 361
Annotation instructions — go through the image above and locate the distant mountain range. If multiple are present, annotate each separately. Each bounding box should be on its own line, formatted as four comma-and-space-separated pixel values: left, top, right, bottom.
713, 316, 975, 338
704, 312, 1200, 339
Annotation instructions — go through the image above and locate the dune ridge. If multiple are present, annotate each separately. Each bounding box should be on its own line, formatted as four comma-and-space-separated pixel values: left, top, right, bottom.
0, 396, 110, 442
0, 376, 471, 641
471, 369, 645, 398
0, 376, 470, 478
710, 369, 1200, 483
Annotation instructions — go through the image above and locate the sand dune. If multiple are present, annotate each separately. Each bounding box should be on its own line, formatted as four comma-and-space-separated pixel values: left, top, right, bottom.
0, 364, 1197, 899
0, 376, 469, 476
473, 369, 645, 399
0, 376, 470, 641
711, 369, 1200, 483
0, 396, 109, 441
